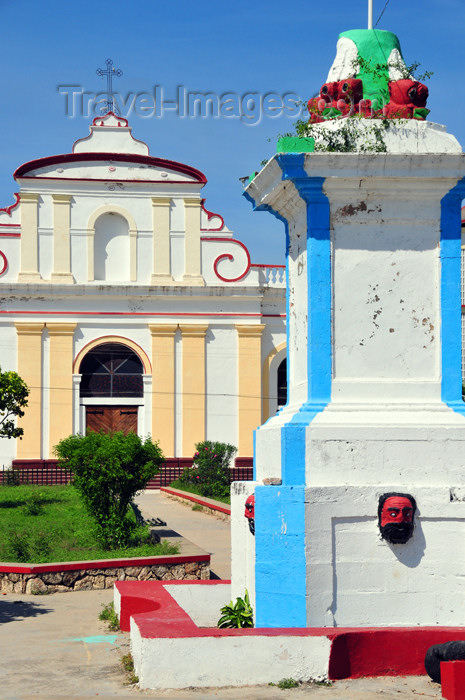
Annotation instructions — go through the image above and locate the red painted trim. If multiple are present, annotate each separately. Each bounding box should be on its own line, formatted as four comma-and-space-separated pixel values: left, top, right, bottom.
200, 198, 224, 231
0, 553, 209, 576
92, 111, 128, 127
116, 580, 465, 680
441, 661, 465, 699
0, 251, 8, 276
0, 310, 263, 318
14, 152, 207, 184
201, 237, 251, 283
0, 193, 20, 215
160, 487, 231, 515
17, 176, 202, 187
251, 264, 286, 269
0, 229, 21, 235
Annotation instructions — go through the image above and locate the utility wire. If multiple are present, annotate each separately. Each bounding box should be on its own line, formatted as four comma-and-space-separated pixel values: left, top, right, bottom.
374, 0, 391, 28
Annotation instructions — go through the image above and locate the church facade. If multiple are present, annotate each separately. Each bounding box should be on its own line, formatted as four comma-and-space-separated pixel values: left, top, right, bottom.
0, 113, 286, 466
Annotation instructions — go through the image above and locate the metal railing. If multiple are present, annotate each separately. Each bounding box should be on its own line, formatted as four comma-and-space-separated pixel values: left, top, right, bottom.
2, 458, 254, 488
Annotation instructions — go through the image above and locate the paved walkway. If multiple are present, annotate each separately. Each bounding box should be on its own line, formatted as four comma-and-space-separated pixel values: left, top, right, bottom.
0, 491, 444, 698
135, 489, 231, 579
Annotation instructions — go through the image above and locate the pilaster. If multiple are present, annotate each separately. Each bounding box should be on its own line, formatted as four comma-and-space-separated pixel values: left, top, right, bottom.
15, 322, 44, 458
236, 324, 265, 456
179, 324, 208, 455
151, 197, 174, 285
47, 323, 76, 455
182, 198, 204, 285
18, 193, 42, 282
149, 324, 178, 456
51, 194, 74, 284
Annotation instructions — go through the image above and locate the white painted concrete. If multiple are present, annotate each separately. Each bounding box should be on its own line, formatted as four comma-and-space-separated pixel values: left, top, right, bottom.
165, 583, 231, 627
244, 126, 465, 627
131, 621, 331, 689
231, 481, 256, 609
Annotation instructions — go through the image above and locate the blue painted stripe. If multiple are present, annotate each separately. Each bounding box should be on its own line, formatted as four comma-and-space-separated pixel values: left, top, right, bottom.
276, 156, 332, 486
440, 179, 465, 413
245, 157, 331, 627
254, 484, 307, 627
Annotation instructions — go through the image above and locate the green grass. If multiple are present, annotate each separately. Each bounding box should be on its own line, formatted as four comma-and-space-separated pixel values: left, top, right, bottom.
0, 484, 178, 563
169, 479, 231, 504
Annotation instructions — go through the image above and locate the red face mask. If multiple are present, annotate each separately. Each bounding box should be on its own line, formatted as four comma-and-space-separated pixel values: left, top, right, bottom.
380, 496, 414, 527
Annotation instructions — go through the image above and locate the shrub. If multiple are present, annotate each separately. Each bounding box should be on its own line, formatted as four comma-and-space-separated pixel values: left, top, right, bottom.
54, 431, 164, 549
180, 441, 237, 500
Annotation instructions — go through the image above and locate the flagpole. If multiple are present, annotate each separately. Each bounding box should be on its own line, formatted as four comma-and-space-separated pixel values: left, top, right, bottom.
368, 0, 373, 29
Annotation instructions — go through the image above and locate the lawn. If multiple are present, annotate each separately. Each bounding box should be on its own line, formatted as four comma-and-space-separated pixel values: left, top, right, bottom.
169, 479, 231, 504
0, 484, 178, 563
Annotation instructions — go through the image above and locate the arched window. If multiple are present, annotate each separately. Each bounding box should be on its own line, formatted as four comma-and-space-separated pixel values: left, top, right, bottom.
277, 358, 287, 408
79, 343, 143, 398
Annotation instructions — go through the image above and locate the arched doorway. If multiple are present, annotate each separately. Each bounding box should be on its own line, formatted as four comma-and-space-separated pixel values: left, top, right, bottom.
79, 342, 143, 434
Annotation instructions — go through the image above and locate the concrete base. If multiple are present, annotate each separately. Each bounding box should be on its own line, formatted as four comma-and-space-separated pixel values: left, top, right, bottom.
115, 580, 465, 690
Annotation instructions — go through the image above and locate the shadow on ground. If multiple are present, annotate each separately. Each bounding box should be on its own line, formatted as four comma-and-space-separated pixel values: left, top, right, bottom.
0, 598, 52, 624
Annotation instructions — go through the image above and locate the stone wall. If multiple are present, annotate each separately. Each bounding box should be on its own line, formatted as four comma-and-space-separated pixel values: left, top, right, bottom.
0, 560, 210, 594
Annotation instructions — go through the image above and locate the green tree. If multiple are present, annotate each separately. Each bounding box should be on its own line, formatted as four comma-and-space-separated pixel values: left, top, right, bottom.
0, 367, 29, 439
54, 431, 164, 548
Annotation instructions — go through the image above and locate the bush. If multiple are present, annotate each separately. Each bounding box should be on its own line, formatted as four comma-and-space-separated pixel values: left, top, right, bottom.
179, 441, 237, 500
54, 431, 164, 549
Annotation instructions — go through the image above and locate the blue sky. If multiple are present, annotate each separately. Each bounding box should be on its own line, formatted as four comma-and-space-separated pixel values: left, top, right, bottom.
0, 0, 464, 264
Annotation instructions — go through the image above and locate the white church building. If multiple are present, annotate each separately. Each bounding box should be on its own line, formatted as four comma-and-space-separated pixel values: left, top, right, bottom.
0, 112, 286, 467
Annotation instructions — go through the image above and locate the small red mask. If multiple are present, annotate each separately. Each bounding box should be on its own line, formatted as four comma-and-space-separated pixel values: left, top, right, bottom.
380, 496, 414, 527
244, 494, 255, 520
244, 494, 255, 535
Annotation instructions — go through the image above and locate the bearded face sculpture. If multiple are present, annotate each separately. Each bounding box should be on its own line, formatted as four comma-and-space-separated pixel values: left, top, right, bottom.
378, 492, 416, 544
244, 494, 255, 535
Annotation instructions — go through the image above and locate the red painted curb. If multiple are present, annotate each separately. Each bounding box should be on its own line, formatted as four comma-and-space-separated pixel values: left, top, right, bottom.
160, 487, 231, 515
0, 553, 210, 575
116, 580, 465, 679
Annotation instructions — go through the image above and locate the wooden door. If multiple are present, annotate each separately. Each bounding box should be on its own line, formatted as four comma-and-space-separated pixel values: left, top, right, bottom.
86, 406, 138, 435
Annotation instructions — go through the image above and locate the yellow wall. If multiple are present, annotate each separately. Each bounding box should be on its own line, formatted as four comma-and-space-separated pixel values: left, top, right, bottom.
15, 323, 43, 458
262, 341, 287, 422
149, 324, 177, 456
47, 323, 76, 455
236, 324, 265, 455
180, 324, 208, 455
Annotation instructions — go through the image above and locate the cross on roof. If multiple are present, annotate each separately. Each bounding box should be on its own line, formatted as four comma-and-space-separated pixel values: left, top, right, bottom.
96, 59, 123, 115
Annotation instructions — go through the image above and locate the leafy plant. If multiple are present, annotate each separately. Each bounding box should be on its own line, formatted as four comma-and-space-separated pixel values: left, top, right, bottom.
99, 602, 120, 631
4, 466, 20, 486
179, 441, 237, 501
217, 589, 253, 628
5, 528, 30, 562
277, 678, 299, 689
23, 491, 46, 516
54, 431, 164, 548
191, 503, 202, 511
121, 652, 139, 684
0, 367, 29, 439
305, 115, 388, 153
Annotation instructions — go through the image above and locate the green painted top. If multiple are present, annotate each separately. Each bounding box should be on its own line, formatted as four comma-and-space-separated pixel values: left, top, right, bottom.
339, 29, 406, 109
